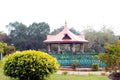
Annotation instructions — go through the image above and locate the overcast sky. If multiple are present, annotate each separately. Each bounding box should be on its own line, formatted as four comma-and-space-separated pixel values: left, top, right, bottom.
0, 0, 120, 35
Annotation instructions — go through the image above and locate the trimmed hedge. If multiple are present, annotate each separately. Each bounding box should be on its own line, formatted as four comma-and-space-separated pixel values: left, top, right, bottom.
2, 50, 59, 80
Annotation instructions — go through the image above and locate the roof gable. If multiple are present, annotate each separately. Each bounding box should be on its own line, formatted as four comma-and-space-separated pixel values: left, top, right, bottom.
44, 22, 88, 43
62, 34, 71, 40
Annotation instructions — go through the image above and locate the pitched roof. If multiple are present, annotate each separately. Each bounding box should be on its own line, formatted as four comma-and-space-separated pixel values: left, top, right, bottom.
44, 22, 88, 43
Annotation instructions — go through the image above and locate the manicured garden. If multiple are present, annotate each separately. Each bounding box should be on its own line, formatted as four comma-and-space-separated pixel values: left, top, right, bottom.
0, 66, 110, 80
2, 40, 120, 80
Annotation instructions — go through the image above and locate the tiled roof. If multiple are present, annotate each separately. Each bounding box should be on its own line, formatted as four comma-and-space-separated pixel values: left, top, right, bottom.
44, 23, 88, 43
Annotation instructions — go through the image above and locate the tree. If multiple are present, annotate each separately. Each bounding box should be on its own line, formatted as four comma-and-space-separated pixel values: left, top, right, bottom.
6, 22, 28, 50
69, 27, 80, 35
3, 45, 16, 56
6, 22, 50, 51
50, 26, 64, 35
83, 26, 117, 53
97, 40, 120, 79
27, 22, 50, 50
50, 26, 80, 35
28, 22, 50, 36
6, 22, 27, 37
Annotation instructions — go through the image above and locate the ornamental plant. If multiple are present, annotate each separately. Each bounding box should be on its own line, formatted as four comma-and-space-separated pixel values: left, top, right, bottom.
2, 50, 59, 80
71, 59, 78, 70
97, 40, 120, 80
92, 63, 99, 71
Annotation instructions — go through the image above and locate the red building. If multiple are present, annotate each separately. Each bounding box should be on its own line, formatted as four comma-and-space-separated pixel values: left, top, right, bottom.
44, 22, 88, 53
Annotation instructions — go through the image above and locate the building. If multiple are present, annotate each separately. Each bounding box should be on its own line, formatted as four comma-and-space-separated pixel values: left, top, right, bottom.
44, 22, 88, 53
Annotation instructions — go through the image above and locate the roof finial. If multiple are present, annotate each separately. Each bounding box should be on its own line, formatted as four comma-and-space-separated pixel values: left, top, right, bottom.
64, 20, 67, 28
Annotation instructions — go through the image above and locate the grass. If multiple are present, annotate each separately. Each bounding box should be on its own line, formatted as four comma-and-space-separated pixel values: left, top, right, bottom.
0, 68, 17, 80
50, 74, 110, 80
0, 60, 110, 80
0, 61, 16, 80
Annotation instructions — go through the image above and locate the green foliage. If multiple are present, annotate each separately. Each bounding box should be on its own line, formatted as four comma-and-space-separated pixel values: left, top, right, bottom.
101, 72, 106, 76
0, 42, 6, 53
83, 26, 117, 53
0, 42, 16, 56
98, 40, 120, 73
3, 45, 16, 55
6, 22, 50, 50
69, 27, 80, 35
92, 63, 99, 71
72, 59, 78, 64
28, 22, 50, 35
50, 26, 80, 35
2, 50, 59, 80
62, 71, 68, 75
71, 59, 78, 70
50, 26, 64, 35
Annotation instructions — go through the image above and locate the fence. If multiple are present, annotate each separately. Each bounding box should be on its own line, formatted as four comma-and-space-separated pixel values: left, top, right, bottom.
51, 52, 104, 68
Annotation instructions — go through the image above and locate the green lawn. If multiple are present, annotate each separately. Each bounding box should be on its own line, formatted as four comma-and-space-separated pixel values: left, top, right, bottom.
50, 74, 110, 80
0, 60, 110, 80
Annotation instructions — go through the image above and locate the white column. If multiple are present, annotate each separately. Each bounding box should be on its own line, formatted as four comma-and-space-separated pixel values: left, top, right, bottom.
70, 43, 75, 52
48, 44, 51, 52
70, 44, 73, 52
80, 43, 84, 53
58, 43, 61, 52
72, 43, 75, 52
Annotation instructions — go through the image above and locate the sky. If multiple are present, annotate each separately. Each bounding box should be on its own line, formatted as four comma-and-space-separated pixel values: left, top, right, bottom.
0, 0, 120, 35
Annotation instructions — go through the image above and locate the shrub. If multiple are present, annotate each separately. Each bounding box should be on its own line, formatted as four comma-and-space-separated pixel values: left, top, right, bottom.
97, 40, 120, 80
3, 45, 16, 56
71, 59, 78, 70
62, 71, 68, 75
2, 50, 59, 80
101, 72, 106, 76
92, 63, 99, 71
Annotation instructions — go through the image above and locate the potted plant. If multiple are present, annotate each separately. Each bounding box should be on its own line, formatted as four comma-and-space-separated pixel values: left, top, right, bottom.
97, 40, 120, 80
92, 63, 99, 71
71, 59, 78, 70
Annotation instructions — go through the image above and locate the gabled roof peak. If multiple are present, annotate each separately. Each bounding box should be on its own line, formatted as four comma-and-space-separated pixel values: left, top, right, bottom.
64, 20, 67, 28
63, 20, 69, 32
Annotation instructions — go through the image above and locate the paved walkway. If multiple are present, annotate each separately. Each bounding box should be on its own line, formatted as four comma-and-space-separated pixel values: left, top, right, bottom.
56, 70, 110, 75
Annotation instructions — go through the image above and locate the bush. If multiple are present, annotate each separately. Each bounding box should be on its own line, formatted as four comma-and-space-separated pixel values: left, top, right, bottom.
62, 71, 68, 75
71, 59, 78, 70
101, 72, 106, 76
3, 45, 16, 56
92, 63, 99, 71
2, 50, 59, 80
